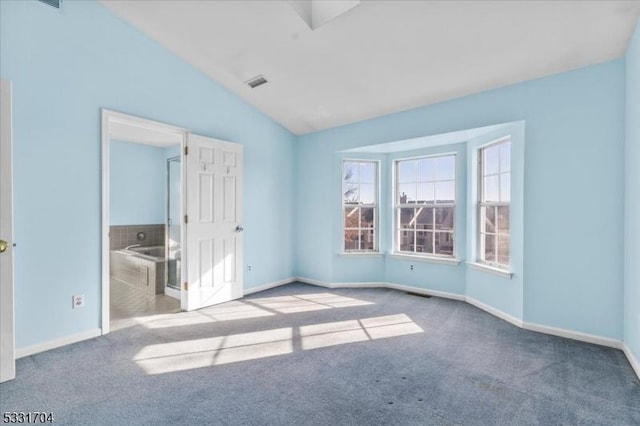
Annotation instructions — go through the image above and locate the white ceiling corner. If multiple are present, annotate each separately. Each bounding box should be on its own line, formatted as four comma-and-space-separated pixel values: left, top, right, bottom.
101, 1, 640, 135
289, 0, 361, 30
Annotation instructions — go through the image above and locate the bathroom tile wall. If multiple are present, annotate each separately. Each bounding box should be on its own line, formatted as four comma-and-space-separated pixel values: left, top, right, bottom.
109, 225, 165, 250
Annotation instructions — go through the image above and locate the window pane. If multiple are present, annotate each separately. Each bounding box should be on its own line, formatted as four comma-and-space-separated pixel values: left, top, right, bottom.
500, 143, 511, 173
343, 183, 358, 203
399, 208, 415, 229
482, 206, 496, 233
359, 183, 375, 204
497, 206, 509, 233
398, 160, 416, 183
500, 173, 511, 203
416, 231, 433, 253
360, 230, 375, 251
497, 235, 510, 266
360, 162, 375, 183
483, 234, 496, 263
436, 155, 455, 180
417, 158, 435, 182
399, 230, 415, 252
435, 181, 455, 203
344, 229, 359, 251
483, 175, 499, 203
344, 207, 360, 229
435, 232, 454, 256
416, 207, 434, 230
435, 207, 454, 230
360, 207, 375, 229
417, 182, 435, 204
483, 145, 500, 175
344, 162, 358, 182
398, 183, 416, 204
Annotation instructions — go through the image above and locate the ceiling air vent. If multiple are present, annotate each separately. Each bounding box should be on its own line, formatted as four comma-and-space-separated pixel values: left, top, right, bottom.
38, 0, 61, 8
246, 75, 268, 89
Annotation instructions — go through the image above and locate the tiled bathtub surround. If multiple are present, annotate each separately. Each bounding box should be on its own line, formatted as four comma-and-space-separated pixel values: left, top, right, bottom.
110, 250, 166, 295
109, 224, 165, 250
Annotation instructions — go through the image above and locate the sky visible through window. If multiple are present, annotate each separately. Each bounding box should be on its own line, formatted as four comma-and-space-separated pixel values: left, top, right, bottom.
397, 156, 455, 204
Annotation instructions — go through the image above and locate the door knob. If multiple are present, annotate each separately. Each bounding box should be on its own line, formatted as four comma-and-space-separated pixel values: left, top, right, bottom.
0, 240, 8, 253
235, 225, 244, 232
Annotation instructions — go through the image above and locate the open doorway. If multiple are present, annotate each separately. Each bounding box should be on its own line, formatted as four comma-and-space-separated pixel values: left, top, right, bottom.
101, 110, 187, 333
102, 110, 246, 334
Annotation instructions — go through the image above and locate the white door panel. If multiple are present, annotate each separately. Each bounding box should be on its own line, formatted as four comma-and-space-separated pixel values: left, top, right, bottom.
185, 134, 243, 311
0, 79, 15, 382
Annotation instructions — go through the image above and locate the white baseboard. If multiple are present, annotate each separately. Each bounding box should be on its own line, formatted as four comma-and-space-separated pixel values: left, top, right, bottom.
244, 277, 297, 296
295, 276, 332, 288
16, 328, 102, 359
623, 344, 640, 380
294, 277, 629, 356
465, 296, 524, 328
295, 277, 466, 303
522, 322, 622, 349
331, 281, 388, 289
386, 282, 466, 302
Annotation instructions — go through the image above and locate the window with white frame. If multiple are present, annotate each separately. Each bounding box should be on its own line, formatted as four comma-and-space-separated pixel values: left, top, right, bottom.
395, 154, 456, 256
343, 160, 378, 252
478, 138, 511, 269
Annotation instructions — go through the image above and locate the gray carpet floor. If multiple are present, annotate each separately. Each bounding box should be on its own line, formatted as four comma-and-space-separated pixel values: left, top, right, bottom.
1, 282, 639, 425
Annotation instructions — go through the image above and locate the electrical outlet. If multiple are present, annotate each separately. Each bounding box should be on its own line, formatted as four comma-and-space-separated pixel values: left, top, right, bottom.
73, 294, 85, 309
247, 265, 252, 272
410, 264, 414, 271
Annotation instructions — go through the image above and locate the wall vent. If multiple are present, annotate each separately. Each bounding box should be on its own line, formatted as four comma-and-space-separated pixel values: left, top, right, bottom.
38, 0, 61, 8
245, 75, 268, 89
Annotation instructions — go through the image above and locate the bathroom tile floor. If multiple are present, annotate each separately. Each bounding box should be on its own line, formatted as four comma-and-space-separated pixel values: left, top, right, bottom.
110, 278, 181, 331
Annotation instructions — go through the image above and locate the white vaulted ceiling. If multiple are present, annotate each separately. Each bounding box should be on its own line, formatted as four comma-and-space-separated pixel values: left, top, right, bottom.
102, 1, 640, 135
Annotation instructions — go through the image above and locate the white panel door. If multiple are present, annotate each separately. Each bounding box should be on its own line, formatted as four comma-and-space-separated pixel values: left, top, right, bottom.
184, 134, 243, 311
0, 80, 15, 382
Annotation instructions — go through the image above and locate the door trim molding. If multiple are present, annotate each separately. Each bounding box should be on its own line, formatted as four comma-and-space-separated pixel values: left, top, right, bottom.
0, 79, 15, 382
101, 110, 187, 335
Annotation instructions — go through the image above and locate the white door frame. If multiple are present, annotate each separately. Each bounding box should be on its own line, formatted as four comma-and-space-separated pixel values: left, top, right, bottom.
101, 110, 187, 335
0, 79, 15, 382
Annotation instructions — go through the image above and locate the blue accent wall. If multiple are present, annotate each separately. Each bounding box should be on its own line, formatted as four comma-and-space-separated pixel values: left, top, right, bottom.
0, 0, 295, 349
296, 60, 625, 340
109, 140, 166, 226
625, 21, 640, 364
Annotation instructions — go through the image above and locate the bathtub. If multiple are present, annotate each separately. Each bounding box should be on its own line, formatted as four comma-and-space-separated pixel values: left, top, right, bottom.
110, 245, 166, 295
126, 245, 166, 260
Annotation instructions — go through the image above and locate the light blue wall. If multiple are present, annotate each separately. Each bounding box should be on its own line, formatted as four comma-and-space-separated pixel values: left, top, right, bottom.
625, 21, 640, 363
0, 0, 295, 349
296, 59, 625, 340
165, 145, 181, 160
109, 140, 166, 226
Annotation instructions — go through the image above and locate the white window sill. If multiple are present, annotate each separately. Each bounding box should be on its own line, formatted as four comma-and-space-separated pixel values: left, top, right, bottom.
388, 253, 461, 265
467, 262, 513, 279
338, 252, 384, 258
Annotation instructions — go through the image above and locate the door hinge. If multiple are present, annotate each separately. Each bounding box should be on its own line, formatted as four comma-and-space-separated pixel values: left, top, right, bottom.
184, 146, 189, 156
184, 282, 188, 291
184, 214, 188, 224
